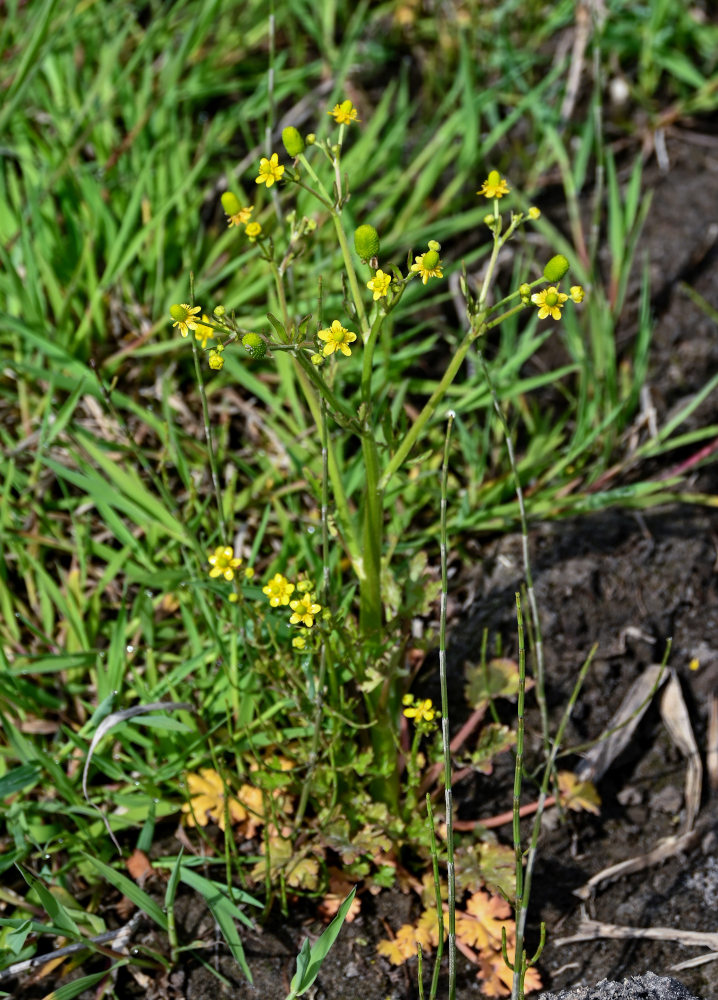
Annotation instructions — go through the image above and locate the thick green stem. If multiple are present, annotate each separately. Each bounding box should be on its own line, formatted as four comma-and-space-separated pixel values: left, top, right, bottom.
359, 429, 383, 640
378, 324, 483, 491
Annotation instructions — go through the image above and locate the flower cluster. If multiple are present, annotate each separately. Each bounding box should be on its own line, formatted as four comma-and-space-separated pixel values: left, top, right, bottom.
262, 572, 322, 633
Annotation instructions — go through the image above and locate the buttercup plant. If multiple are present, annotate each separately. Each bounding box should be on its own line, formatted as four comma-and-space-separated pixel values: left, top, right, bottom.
167, 99, 584, 988
169, 99, 583, 801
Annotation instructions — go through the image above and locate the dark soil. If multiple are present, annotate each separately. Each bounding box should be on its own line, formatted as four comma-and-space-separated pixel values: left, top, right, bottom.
8, 138, 718, 1000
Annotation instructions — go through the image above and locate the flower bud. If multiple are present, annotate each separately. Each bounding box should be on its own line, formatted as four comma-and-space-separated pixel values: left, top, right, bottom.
543, 254, 570, 282
305, 133, 316, 145
221, 191, 241, 216
282, 126, 305, 157
214, 305, 226, 317
242, 333, 267, 359
519, 283, 531, 304
428, 240, 441, 252
570, 285, 585, 303
354, 224, 380, 261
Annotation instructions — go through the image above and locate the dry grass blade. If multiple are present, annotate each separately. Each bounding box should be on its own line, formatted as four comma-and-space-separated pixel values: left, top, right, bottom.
556, 916, 718, 952
82, 701, 193, 852
573, 827, 702, 900
708, 694, 718, 792
659, 670, 702, 831
575, 663, 667, 783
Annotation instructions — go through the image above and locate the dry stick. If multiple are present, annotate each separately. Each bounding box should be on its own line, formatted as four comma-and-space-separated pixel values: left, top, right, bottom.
438, 412, 456, 1000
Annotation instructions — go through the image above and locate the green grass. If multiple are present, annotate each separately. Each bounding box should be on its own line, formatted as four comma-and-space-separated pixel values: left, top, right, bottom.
2, 0, 718, 994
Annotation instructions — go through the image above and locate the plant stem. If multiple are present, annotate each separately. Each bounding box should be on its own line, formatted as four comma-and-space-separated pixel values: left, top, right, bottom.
439, 412, 456, 1000
475, 350, 550, 753
511, 593, 527, 1000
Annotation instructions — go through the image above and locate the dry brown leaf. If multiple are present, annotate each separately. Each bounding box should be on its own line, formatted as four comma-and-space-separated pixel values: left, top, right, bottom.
125, 848, 152, 884
476, 946, 542, 997
558, 771, 601, 815
455, 890, 510, 952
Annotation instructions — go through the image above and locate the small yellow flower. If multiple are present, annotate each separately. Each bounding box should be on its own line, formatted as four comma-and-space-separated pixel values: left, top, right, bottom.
245, 221, 262, 240
255, 153, 284, 188
528, 206, 541, 220
262, 572, 295, 607
367, 269, 392, 300
227, 206, 253, 228
410, 250, 443, 285
194, 314, 214, 350
208, 344, 225, 370
244, 566, 255, 580
208, 545, 242, 581
289, 593, 322, 627
181, 769, 246, 830
292, 635, 307, 650
328, 99, 360, 125
531, 285, 569, 321
403, 698, 436, 723
318, 320, 357, 357
477, 170, 510, 199
170, 303, 201, 338
570, 285, 585, 303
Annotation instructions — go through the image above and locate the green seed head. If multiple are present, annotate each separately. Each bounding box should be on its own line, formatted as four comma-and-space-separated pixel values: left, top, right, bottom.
422, 250, 440, 269
354, 224, 380, 261
170, 304, 188, 322
221, 192, 241, 216
282, 126, 305, 157
543, 254, 570, 282
242, 333, 267, 360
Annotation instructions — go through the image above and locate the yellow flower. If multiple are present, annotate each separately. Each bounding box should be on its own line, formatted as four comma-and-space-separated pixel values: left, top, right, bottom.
208, 344, 225, 370
245, 221, 262, 240
367, 269, 392, 300
208, 545, 242, 581
255, 153, 284, 188
292, 635, 307, 650
410, 250, 443, 285
194, 314, 214, 350
531, 285, 569, 320
477, 170, 510, 199
403, 698, 436, 723
227, 206, 253, 228
170, 303, 201, 338
289, 593, 322, 627
328, 99, 360, 125
570, 285, 585, 303
318, 319, 357, 357
262, 572, 295, 607
181, 769, 247, 830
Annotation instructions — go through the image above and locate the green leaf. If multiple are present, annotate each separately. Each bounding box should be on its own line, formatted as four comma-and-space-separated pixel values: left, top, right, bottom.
81, 854, 167, 930
17, 868, 80, 938
42, 966, 126, 1000
285, 887, 356, 999
0, 764, 41, 799
179, 867, 260, 983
